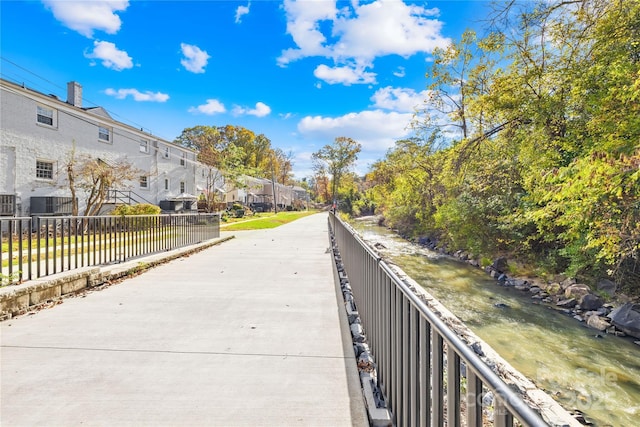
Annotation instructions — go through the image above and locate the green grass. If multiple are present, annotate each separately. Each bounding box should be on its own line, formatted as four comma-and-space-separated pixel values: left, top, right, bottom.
221, 210, 318, 230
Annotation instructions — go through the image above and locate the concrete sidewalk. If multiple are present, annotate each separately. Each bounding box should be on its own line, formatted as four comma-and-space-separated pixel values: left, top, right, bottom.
1, 212, 368, 427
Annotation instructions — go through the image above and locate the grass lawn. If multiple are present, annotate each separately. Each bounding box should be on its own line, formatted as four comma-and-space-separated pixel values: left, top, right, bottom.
221, 210, 319, 230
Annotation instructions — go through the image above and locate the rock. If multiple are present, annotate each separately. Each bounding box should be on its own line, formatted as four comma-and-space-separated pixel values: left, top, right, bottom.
596, 278, 617, 297
529, 286, 541, 295
497, 273, 508, 284
608, 303, 640, 339
545, 282, 562, 295
580, 294, 604, 311
557, 298, 577, 309
509, 278, 528, 289
494, 303, 510, 309
586, 314, 611, 331
471, 342, 485, 356
418, 237, 430, 246
564, 284, 591, 300
573, 315, 584, 322
560, 277, 577, 290
492, 257, 508, 273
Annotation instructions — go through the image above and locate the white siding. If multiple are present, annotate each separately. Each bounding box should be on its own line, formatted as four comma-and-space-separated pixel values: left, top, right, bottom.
0, 79, 198, 215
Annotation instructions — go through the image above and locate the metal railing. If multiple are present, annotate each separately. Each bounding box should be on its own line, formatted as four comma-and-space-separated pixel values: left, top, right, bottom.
107, 189, 156, 206
1, 213, 220, 285
329, 213, 549, 427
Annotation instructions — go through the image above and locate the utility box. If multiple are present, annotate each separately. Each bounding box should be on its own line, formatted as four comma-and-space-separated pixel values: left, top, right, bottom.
30, 197, 74, 215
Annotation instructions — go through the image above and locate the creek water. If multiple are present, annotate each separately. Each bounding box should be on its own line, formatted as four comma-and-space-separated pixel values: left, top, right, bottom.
349, 217, 640, 427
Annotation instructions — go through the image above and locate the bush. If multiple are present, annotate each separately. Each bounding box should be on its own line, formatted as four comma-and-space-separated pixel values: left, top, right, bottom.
111, 203, 161, 216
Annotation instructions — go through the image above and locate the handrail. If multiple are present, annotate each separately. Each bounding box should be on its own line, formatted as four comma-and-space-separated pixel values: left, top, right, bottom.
328, 213, 563, 427
107, 189, 155, 206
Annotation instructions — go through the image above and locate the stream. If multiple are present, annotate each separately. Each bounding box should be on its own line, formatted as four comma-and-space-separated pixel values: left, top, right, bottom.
350, 217, 640, 427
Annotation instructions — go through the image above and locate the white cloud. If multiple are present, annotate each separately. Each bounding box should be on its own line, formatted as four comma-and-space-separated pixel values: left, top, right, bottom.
232, 102, 271, 117
188, 99, 226, 115
43, 0, 129, 38
84, 41, 133, 71
393, 66, 406, 78
105, 88, 169, 102
371, 86, 430, 113
278, 0, 337, 66
314, 64, 376, 85
297, 109, 413, 152
235, 3, 250, 23
180, 43, 210, 73
278, 0, 450, 80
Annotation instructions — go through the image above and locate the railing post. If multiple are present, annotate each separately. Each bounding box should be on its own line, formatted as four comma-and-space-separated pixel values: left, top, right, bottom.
467, 370, 483, 427
419, 316, 431, 426
447, 347, 461, 427
432, 330, 444, 426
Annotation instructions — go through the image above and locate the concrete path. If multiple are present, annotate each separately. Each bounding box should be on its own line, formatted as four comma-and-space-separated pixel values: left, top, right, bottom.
1, 212, 368, 427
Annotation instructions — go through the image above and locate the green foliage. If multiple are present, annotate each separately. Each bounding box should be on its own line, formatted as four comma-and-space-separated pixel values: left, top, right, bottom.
0, 271, 22, 286
366, 0, 640, 293
311, 137, 362, 205
111, 204, 161, 216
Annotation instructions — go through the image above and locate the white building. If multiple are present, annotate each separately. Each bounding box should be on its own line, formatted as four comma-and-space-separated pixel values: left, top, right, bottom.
0, 78, 220, 216
0, 77, 304, 217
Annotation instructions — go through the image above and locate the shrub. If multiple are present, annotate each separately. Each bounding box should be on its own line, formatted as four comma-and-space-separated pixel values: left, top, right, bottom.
112, 203, 161, 216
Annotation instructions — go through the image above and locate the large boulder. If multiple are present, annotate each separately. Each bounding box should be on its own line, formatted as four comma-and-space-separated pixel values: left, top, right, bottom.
580, 294, 604, 311
492, 257, 509, 273
586, 314, 611, 332
608, 303, 640, 339
596, 279, 617, 297
564, 284, 591, 300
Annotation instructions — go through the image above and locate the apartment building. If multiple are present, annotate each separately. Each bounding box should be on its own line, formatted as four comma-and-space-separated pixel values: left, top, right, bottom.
0, 78, 219, 216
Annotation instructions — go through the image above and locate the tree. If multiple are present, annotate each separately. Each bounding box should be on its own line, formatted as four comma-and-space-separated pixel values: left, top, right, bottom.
66, 151, 140, 216
174, 125, 245, 212
311, 137, 361, 206
367, 0, 640, 292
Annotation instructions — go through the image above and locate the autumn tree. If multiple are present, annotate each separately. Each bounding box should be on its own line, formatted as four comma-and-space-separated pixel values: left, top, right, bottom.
368, 0, 640, 291
311, 137, 361, 207
66, 150, 140, 216
174, 125, 245, 212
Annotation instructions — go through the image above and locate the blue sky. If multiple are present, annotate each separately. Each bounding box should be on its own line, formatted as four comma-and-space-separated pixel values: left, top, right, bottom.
1, 0, 489, 179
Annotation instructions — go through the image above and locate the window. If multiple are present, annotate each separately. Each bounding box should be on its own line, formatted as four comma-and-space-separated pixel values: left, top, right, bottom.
36, 105, 55, 126
36, 160, 54, 180
180, 152, 186, 166
163, 146, 170, 159
0, 195, 16, 216
140, 140, 149, 153
98, 126, 111, 143
164, 178, 169, 190
139, 175, 148, 189
180, 181, 185, 193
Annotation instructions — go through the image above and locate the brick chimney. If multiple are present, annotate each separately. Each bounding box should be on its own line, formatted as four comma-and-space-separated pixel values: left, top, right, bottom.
67, 81, 82, 107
